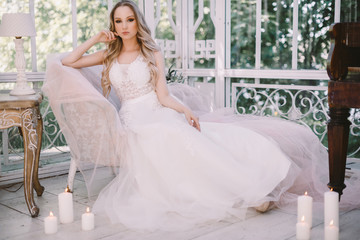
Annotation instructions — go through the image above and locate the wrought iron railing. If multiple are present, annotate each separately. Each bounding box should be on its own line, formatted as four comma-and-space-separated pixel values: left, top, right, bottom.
232, 83, 360, 157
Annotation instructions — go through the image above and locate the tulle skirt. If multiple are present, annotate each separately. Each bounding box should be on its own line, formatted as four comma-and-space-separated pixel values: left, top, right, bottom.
92, 91, 323, 231
43, 55, 360, 232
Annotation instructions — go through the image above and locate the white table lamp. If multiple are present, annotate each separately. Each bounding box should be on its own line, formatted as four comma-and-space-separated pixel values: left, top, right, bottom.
0, 13, 36, 95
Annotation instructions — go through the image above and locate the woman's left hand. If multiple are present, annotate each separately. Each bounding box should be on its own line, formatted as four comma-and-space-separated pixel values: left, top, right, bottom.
184, 109, 201, 132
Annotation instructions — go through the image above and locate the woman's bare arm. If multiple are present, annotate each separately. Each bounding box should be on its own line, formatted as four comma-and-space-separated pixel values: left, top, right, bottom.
154, 51, 201, 131
61, 30, 117, 68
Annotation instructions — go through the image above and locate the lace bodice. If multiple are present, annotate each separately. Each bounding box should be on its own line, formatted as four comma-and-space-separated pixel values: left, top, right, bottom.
109, 55, 154, 101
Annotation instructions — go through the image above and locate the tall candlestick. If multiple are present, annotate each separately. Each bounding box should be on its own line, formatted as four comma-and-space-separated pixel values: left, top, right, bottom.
324, 189, 339, 227
297, 191, 313, 227
58, 187, 74, 224
296, 216, 310, 240
325, 220, 339, 240
82, 207, 95, 231
44, 211, 58, 234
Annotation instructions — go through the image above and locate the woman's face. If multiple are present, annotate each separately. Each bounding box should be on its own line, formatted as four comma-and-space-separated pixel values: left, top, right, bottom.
113, 6, 138, 41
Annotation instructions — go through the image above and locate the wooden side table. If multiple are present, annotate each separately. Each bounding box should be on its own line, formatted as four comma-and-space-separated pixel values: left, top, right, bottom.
0, 93, 44, 217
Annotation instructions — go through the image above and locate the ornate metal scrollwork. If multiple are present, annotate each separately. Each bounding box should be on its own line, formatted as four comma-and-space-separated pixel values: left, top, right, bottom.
234, 84, 329, 145
233, 83, 360, 157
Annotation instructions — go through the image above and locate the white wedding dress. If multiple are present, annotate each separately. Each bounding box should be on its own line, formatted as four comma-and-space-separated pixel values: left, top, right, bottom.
43, 53, 360, 232
91, 55, 314, 230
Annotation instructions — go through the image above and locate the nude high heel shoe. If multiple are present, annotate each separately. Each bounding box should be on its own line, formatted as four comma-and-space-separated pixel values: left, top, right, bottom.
255, 201, 271, 213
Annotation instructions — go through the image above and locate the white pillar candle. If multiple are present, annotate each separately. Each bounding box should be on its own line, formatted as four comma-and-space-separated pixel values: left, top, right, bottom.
44, 211, 58, 234
58, 187, 74, 224
325, 220, 339, 240
296, 216, 311, 240
82, 207, 95, 231
324, 189, 339, 227
297, 191, 313, 227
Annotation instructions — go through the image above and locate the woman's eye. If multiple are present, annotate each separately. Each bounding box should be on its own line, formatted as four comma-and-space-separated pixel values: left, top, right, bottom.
115, 20, 121, 23
128, 18, 134, 22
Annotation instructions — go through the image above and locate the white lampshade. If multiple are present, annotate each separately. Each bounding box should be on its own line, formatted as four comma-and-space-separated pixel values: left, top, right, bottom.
0, 13, 36, 37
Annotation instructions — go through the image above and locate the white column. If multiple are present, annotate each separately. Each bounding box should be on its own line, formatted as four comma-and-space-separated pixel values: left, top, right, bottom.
175, 0, 182, 68
254, 0, 262, 84
255, 0, 261, 69
292, 0, 299, 70
138, 0, 144, 14
215, 0, 226, 108
71, 0, 78, 49
188, 0, 195, 69
108, 0, 113, 17
225, 0, 231, 107
182, 0, 189, 72
334, 0, 341, 23
29, 0, 37, 72
154, 0, 161, 31
144, 0, 155, 38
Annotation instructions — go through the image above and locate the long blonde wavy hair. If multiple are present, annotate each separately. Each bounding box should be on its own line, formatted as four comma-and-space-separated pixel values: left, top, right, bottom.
101, 0, 160, 97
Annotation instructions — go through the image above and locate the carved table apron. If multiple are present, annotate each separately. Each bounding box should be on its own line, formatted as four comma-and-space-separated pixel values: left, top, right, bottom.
0, 93, 44, 217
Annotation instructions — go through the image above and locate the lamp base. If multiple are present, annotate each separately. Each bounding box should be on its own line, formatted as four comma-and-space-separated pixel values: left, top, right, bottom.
10, 38, 36, 96
10, 84, 36, 96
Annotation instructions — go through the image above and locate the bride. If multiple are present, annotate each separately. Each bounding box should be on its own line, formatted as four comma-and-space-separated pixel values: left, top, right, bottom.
44, 0, 359, 231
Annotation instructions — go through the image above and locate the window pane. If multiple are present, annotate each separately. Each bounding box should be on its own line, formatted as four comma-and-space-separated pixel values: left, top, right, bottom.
35, 0, 72, 71
261, 0, 292, 69
341, 0, 360, 22
155, 0, 179, 68
192, 0, 215, 69
297, 0, 334, 70
231, 0, 256, 69
77, 0, 109, 53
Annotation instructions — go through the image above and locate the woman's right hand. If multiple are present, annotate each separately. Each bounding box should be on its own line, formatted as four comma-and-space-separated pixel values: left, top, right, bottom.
61, 30, 117, 68
96, 30, 118, 43
184, 108, 201, 132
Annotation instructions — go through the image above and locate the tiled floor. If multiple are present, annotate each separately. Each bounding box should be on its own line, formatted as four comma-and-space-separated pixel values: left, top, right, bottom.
0, 167, 359, 240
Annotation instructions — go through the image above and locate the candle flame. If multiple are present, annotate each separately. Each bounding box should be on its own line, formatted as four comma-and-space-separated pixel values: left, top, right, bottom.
304, 191, 308, 196
330, 188, 334, 192
330, 220, 334, 226
301, 216, 305, 222
86, 207, 90, 213
50, 211, 54, 217
65, 186, 70, 192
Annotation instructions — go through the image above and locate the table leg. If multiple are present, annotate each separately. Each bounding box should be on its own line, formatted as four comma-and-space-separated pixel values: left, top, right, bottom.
33, 111, 44, 196
327, 106, 350, 199
20, 108, 40, 217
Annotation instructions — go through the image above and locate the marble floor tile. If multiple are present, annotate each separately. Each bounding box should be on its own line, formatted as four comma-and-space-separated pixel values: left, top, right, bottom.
1, 173, 359, 240
192, 210, 297, 240
0, 204, 43, 239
